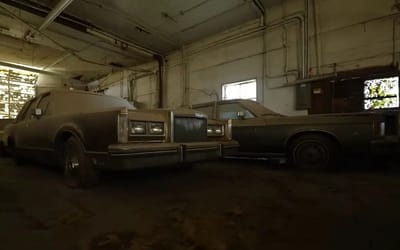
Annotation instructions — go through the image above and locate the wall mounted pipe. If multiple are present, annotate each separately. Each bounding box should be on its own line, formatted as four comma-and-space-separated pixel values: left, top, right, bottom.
154, 54, 164, 108
312, 0, 321, 75
304, 0, 310, 77
267, 13, 307, 79
251, 0, 265, 16
393, 16, 398, 67
185, 12, 307, 80
261, 13, 267, 103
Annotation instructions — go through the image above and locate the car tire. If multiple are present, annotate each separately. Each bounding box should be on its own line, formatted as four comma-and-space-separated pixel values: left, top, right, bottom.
289, 134, 338, 170
64, 137, 99, 188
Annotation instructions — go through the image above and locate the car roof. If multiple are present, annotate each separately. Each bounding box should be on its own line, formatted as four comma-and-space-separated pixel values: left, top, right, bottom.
192, 99, 257, 108
39, 89, 106, 97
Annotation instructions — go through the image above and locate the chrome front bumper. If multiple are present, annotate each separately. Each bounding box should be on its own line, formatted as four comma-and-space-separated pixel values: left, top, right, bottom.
101, 141, 238, 170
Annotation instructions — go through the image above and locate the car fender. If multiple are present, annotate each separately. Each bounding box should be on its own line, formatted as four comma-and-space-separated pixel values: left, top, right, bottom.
284, 128, 341, 149
54, 123, 86, 149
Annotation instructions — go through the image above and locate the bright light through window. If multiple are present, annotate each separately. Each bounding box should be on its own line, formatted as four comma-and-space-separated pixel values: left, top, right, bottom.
0, 67, 37, 119
222, 79, 257, 100
363, 77, 399, 110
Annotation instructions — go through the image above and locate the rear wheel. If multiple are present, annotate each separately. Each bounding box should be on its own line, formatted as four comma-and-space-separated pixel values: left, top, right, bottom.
64, 137, 99, 188
289, 134, 338, 169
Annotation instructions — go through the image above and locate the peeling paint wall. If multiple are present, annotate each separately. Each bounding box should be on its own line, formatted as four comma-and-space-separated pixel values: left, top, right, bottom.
90, 0, 400, 115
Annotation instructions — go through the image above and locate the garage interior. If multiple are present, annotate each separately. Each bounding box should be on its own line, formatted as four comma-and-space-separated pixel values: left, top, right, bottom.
1, 0, 400, 249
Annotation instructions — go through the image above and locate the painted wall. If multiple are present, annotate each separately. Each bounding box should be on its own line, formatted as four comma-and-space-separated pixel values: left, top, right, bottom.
90, 0, 400, 115
36, 74, 85, 94
88, 65, 160, 109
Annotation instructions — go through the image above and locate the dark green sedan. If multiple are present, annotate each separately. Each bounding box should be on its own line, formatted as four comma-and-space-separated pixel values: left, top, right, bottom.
193, 99, 400, 169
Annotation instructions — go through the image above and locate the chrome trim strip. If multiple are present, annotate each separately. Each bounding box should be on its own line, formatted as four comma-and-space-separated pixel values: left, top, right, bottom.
186, 146, 219, 152
110, 149, 178, 157
86, 151, 108, 156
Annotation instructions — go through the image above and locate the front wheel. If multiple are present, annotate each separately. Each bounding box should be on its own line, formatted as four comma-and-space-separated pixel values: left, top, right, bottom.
64, 137, 99, 188
288, 134, 338, 170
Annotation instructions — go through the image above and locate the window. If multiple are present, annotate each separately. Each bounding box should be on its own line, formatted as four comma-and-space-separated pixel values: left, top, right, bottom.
222, 79, 257, 101
24, 98, 39, 120
218, 103, 255, 120
363, 76, 399, 110
37, 94, 51, 116
0, 67, 37, 118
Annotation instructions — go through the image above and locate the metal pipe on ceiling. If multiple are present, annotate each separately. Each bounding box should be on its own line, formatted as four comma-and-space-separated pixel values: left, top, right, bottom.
38, 0, 74, 31
86, 28, 157, 58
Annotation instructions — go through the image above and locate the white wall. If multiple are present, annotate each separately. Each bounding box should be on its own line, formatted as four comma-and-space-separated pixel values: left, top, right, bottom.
89, 0, 400, 115
88, 64, 160, 109
36, 74, 84, 94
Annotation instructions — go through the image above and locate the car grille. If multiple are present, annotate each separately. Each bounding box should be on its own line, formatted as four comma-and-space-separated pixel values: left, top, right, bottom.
174, 116, 207, 142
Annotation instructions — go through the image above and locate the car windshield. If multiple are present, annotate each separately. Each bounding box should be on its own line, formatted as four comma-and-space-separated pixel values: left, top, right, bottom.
239, 100, 282, 117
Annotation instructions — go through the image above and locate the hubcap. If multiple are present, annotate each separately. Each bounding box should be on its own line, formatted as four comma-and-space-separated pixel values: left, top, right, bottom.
65, 156, 80, 179
295, 141, 328, 166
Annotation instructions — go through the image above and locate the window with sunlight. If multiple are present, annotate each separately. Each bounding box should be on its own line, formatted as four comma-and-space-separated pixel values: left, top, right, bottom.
0, 67, 37, 119
222, 79, 257, 101
363, 76, 399, 110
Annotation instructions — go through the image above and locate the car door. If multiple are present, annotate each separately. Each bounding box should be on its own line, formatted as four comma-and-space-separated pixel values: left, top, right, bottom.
27, 93, 54, 151
217, 103, 267, 152
13, 98, 39, 149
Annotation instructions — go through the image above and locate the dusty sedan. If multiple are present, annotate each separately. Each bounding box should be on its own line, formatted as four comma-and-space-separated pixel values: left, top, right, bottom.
2, 90, 238, 187
193, 99, 400, 169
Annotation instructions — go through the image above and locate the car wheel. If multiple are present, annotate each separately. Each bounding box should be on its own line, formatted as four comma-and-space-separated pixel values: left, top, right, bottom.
64, 137, 99, 188
289, 134, 338, 169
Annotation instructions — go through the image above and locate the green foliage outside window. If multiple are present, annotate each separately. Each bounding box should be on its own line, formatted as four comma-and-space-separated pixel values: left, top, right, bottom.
364, 77, 399, 110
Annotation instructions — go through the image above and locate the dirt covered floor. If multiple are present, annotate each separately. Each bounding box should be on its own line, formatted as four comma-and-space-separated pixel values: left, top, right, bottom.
1, 157, 400, 250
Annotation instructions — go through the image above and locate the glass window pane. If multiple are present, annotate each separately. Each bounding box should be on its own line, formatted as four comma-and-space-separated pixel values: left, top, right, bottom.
0, 67, 36, 118
218, 103, 255, 120
222, 79, 257, 101
363, 77, 399, 110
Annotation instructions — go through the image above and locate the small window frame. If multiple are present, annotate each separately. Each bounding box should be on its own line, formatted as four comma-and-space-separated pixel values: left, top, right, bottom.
221, 79, 257, 101
363, 76, 400, 110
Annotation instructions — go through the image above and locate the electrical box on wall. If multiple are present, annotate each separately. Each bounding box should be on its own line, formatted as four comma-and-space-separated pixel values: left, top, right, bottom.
296, 84, 311, 110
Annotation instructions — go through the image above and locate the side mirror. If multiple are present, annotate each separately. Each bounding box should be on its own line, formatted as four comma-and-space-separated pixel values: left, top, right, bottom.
237, 111, 245, 120
34, 108, 43, 117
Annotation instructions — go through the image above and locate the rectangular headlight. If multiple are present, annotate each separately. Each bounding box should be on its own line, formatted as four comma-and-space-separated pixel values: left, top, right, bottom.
149, 122, 164, 135
130, 121, 146, 135
207, 125, 224, 136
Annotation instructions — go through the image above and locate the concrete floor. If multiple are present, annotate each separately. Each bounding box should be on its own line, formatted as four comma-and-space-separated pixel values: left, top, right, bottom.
1, 157, 400, 250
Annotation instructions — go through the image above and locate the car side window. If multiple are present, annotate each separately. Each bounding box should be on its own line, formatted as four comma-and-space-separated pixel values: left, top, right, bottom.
16, 100, 33, 122
194, 106, 215, 119
218, 103, 255, 120
37, 94, 51, 116
22, 98, 39, 120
